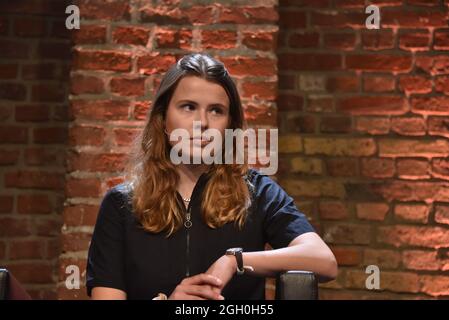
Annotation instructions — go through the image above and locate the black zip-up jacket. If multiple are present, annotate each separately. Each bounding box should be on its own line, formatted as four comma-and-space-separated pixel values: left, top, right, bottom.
86, 168, 315, 299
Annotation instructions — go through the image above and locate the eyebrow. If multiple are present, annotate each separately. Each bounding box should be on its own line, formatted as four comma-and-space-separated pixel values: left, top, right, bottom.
176, 99, 228, 109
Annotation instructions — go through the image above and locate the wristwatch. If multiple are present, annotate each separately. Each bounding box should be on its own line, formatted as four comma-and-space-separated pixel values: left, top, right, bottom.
226, 247, 245, 275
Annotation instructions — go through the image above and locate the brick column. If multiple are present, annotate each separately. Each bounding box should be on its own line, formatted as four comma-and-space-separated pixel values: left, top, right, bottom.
0, 0, 71, 299
277, 0, 449, 298
60, 0, 278, 299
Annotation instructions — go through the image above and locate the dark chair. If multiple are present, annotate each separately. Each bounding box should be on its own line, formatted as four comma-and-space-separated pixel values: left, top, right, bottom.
275, 271, 318, 300
0, 268, 32, 300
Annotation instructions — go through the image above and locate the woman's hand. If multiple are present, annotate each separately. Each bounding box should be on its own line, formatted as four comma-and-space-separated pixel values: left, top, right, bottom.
205, 255, 237, 291
168, 273, 225, 300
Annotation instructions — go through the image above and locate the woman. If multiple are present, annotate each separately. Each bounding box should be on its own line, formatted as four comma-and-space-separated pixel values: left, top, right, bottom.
86, 53, 337, 300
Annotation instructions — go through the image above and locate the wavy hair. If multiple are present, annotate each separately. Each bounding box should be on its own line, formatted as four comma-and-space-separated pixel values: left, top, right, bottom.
124, 53, 251, 236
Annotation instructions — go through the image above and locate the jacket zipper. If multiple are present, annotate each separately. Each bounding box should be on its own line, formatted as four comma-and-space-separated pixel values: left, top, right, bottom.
184, 204, 192, 277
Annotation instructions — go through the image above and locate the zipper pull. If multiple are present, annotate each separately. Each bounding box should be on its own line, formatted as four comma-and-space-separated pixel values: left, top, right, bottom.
184, 207, 192, 228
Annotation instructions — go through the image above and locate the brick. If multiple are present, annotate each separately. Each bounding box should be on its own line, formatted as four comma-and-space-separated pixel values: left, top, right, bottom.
364, 249, 401, 269
113, 128, 141, 147
281, 180, 345, 198
155, 28, 193, 49
377, 225, 449, 248
428, 117, 449, 138
434, 30, 449, 50
337, 96, 407, 115
415, 55, 449, 75
304, 138, 376, 156
0, 83, 26, 101
5, 170, 64, 190
137, 53, 177, 75
0, 16, 8, 35
306, 96, 333, 113
435, 76, 449, 93
67, 152, 128, 173
134, 101, 151, 120
402, 250, 440, 271
0, 195, 13, 213
322, 224, 371, 245
0, 149, 19, 166
31, 84, 65, 102
14, 17, 47, 37
70, 99, 130, 121
78, 0, 130, 21
0, 217, 31, 236
22, 63, 57, 80
110, 77, 145, 97
62, 232, 92, 252
320, 116, 351, 133
412, 97, 449, 115
35, 217, 61, 237
0, 126, 28, 143
300, 75, 327, 93
9, 240, 46, 259
70, 74, 104, 95
72, 24, 106, 44
63, 204, 99, 227
395, 204, 429, 223
288, 32, 319, 48
345, 270, 419, 293
382, 10, 447, 28
244, 104, 276, 127
363, 76, 395, 92
356, 202, 389, 221
435, 205, 449, 225
221, 57, 277, 76
311, 12, 365, 28
201, 30, 237, 49
326, 158, 358, 177
371, 181, 449, 202
399, 31, 430, 50
361, 30, 395, 50
24, 148, 62, 166
407, 0, 441, 5
17, 194, 52, 214
361, 158, 395, 178
283, 114, 315, 134
73, 49, 132, 72
420, 275, 449, 297
113, 26, 150, 45
323, 32, 356, 50
241, 81, 276, 100
218, 6, 278, 24
69, 125, 105, 146
319, 201, 349, 220
66, 178, 101, 198
399, 76, 432, 94
355, 116, 390, 135
15, 104, 50, 122
326, 76, 359, 93
279, 135, 302, 153
391, 117, 426, 136
347, 55, 412, 72
279, 53, 341, 71
36, 42, 70, 60
331, 247, 361, 266
33, 127, 67, 144
290, 157, 322, 175
379, 139, 449, 158
397, 159, 430, 180
7, 263, 53, 284
0, 63, 18, 79
0, 40, 29, 59
242, 30, 276, 51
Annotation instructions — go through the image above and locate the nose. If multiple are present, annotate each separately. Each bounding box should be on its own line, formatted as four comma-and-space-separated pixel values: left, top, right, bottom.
195, 107, 209, 131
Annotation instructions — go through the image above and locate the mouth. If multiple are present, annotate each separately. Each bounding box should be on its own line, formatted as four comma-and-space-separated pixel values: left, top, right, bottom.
191, 137, 211, 146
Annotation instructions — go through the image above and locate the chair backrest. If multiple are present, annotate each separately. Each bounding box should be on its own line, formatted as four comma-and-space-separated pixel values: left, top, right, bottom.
0, 268, 32, 300
275, 270, 318, 300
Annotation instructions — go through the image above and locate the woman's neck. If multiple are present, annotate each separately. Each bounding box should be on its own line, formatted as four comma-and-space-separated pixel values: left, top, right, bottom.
176, 163, 210, 198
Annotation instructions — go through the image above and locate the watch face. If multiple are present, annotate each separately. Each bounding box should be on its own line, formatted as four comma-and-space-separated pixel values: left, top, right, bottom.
227, 247, 242, 254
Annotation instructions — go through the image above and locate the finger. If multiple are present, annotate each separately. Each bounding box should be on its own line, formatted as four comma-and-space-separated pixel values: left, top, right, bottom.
182, 273, 222, 287
185, 284, 224, 300
183, 294, 206, 301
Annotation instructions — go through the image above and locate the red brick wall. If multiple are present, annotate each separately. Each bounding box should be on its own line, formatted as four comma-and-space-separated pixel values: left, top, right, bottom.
277, 0, 449, 298
0, 0, 71, 299
61, 0, 278, 299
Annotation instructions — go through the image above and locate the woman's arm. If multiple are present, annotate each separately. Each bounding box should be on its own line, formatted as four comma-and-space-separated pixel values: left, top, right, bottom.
91, 287, 127, 300
206, 232, 338, 286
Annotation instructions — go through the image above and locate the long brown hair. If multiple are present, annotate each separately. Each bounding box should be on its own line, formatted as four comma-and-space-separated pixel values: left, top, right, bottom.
124, 53, 251, 236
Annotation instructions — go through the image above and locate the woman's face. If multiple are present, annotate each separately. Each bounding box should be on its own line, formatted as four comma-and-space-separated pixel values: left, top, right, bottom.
165, 75, 231, 159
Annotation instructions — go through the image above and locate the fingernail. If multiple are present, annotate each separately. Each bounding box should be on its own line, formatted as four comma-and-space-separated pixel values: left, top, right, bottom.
216, 278, 222, 285
218, 295, 225, 300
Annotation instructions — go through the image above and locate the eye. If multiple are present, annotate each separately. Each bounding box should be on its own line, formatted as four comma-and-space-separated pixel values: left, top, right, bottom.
181, 104, 195, 111
210, 106, 225, 115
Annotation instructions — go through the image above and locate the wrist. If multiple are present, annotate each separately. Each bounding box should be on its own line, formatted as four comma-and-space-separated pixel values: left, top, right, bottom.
222, 254, 238, 274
